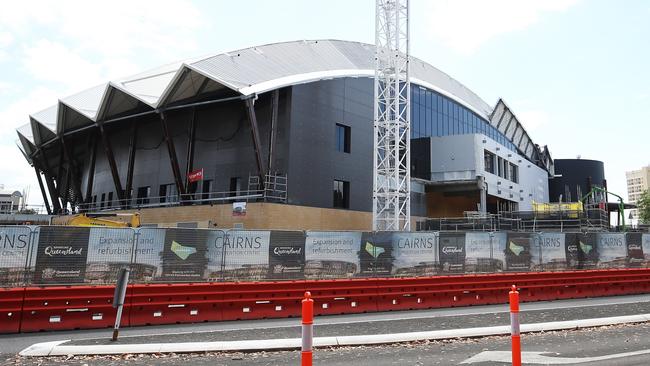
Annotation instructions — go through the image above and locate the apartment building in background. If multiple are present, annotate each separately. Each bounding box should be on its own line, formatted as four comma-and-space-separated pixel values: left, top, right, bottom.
626, 165, 650, 221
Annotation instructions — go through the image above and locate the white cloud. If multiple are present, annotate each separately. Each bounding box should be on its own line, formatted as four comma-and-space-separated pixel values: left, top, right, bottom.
0, 141, 41, 206
22, 40, 106, 89
0, 31, 13, 62
424, 0, 580, 53
0, 87, 60, 129
0, 0, 209, 208
0, 0, 203, 60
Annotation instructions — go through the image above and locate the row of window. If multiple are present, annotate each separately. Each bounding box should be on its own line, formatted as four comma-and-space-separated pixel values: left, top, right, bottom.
410, 85, 518, 152
484, 150, 519, 183
334, 86, 519, 156
628, 186, 646, 194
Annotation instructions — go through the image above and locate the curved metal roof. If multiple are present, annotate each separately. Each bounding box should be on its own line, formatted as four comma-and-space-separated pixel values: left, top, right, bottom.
14, 39, 550, 171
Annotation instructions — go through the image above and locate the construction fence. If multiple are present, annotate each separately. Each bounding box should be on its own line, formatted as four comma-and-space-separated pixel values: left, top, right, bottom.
1, 226, 650, 287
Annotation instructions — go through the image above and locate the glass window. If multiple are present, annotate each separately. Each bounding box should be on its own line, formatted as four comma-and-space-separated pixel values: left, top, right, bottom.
336, 123, 351, 153
333, 179, 350, 209
497, 157, 503, 177
107, 192, 113, 208
159, 184, 167, 203
230, 177, 241, 197
412, 104, 418, 137
484, 150, 495, 174
136, 186, 150, 205
426, 104, 432, 136
510, 163, 519, 183
100, 193, 105, 209
202, 180, 212, 200
420, 103, 426, 136
432, 94, 439, 113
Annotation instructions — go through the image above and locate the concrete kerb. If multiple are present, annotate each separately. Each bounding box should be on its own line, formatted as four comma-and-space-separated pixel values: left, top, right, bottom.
19, 314, 650, 357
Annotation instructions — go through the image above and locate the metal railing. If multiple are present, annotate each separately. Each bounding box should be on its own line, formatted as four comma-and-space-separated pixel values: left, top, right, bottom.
76, 189, 266, 213
72, 173, 288, 213
418, 209, 611, 233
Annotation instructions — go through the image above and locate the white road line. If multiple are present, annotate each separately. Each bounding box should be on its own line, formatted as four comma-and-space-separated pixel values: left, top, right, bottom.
19, 313, 650, 357
461, 349, 650, 364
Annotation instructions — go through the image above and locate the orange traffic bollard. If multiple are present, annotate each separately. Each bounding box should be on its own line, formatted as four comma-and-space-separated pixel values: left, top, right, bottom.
509, 285, 521, 366
302, 291, 314, 366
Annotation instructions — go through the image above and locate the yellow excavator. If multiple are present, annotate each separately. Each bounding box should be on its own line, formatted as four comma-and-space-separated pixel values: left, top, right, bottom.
65, 213, 141, 228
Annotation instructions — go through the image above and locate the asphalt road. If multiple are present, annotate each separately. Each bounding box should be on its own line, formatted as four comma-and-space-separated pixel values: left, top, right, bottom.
5, 294, 650, 365
6, 322, 650, 365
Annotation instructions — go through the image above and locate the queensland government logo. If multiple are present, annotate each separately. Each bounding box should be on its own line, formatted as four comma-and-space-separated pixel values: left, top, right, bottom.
171, 241, 196, 260
365, 242, 384, 258
508, 241, 525, 256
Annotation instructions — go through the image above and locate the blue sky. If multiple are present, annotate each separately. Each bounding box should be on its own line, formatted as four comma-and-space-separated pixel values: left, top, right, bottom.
0, 0, 648, 207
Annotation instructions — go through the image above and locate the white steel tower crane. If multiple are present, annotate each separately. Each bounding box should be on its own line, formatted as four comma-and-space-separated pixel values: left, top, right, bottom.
373, 0, 411, 231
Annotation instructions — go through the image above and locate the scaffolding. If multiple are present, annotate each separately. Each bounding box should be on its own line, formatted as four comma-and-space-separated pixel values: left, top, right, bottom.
373, 0, 411, 231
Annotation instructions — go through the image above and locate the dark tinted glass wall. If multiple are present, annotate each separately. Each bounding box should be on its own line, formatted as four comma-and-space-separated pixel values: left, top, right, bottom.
410, 85, 517, 152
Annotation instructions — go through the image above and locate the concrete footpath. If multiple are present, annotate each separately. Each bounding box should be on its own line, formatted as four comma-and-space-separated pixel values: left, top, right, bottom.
17, 294, 650, 357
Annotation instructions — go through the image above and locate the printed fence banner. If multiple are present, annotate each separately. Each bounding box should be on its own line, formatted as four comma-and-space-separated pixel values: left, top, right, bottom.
86, 228, 135, 284
34, 226, 90, 284
268, 231, 305, 279
360, 232, 393, 276
392, 232, 438, 276
465, 232, 506, 272
208, 230, 270, 281
531, 232, 567, 271
0, 226, 32, 286
596, 233, 627, 269
505, 233, 532, 272
626, 233, 644, 268
304, 231, 361, 279
438, 232, 465, 273
569, 233, 598, 269
131, 228, 165, 282
160, 228, 209, 281
643, 234, 650, 262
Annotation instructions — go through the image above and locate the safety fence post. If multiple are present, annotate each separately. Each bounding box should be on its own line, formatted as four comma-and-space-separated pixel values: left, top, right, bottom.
302, 291, 314, 366
509, 285, 521, 366
112, 267, 130, 341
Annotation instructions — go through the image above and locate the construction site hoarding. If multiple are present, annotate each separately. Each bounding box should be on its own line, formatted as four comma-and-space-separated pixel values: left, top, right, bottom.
304, 231, 361, 279
4, 226, 650, 287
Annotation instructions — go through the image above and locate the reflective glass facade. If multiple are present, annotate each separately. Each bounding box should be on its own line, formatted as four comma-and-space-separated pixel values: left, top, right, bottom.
410, 85, 517, 152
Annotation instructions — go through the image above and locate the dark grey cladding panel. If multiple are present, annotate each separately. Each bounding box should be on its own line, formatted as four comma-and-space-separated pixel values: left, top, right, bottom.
79, 89, 292, 202
288, 78, 374, 212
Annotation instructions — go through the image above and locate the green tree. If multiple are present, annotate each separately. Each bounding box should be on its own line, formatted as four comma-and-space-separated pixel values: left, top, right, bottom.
638, 189, 650, 224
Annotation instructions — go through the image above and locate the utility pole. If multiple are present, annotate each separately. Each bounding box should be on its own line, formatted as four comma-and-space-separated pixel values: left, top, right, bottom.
373, 0, 411, 231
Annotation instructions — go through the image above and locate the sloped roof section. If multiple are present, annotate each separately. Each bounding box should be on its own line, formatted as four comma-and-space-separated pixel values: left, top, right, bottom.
60, 83, 107, 120
113, 61, 187, 106
489, 98, 552, 172
18, 39, 496, 137
30, 105, 58, 131
15, 39, 549, 170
